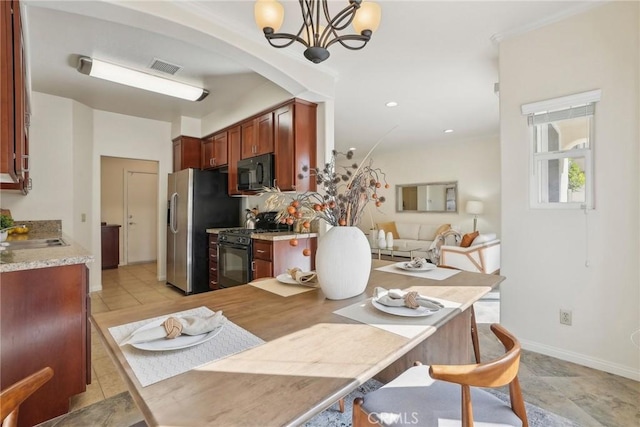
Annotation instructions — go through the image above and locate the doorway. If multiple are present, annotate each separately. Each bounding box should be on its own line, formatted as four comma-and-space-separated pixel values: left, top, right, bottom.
124, 171, 158, 264
100, 156, 159, 266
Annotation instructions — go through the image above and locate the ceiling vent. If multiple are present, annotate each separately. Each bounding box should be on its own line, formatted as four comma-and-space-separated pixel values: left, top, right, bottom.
149, 58, 182, 75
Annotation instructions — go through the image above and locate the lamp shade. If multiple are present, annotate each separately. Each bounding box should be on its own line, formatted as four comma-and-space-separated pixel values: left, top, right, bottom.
353, 1, 382, 34
254, 0, 284, 32
465, 201, 484, 215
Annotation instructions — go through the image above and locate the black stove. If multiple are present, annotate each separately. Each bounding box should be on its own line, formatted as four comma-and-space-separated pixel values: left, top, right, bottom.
216, 212, 291, 288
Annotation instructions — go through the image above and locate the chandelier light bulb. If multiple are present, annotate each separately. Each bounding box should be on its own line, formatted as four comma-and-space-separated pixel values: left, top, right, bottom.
254, 0, 284, 32
353, 1, 382, 34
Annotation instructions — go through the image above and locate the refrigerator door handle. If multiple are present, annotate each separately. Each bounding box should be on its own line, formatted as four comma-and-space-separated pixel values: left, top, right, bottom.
170, 192, 179, 234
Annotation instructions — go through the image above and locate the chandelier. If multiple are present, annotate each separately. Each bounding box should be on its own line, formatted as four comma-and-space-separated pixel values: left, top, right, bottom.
254, 0, 381, 64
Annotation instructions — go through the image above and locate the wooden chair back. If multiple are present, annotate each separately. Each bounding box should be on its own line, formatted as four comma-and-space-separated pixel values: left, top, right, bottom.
428, 324, 528, 426
1, 367, 54, 427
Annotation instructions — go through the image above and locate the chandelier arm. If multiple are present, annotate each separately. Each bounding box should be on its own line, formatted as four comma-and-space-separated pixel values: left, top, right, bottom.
325, 33, 371, 50
265, 32, 309, 49
323, 1, 359, 33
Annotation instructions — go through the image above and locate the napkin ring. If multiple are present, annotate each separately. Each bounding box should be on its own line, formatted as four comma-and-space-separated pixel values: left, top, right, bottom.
163, 317, 183, 339
404, 292, 420, 309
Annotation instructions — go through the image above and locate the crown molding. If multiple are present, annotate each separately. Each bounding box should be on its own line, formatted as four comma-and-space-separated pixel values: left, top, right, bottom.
490, 1, 608, 45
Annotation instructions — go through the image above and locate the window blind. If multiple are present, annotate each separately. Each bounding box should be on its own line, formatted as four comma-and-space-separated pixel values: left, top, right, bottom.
528, 103, 595, 126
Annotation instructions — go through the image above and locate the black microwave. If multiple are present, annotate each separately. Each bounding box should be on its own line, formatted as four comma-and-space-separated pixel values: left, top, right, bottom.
237, 153, 273, 191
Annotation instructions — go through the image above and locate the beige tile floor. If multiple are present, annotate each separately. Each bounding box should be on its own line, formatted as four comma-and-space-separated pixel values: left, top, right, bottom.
75, 263, 639, 426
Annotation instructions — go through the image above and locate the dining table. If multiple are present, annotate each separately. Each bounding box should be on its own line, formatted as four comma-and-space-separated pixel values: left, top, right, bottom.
90, 259, 504, 426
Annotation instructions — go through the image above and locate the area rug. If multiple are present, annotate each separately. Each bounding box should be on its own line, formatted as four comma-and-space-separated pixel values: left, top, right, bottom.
38, 379, 580, 427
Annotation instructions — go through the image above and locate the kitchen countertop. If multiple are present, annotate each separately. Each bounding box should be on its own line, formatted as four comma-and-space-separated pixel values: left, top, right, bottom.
0, 232, 94, 273
206, 228, 318, 241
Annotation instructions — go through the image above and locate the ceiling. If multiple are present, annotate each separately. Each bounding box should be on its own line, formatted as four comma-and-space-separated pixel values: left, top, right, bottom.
24, 1, 596, 153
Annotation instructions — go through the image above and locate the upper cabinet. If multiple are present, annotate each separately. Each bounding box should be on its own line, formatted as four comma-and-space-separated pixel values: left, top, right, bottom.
199, 98, 317, 195
241, 111, 273, 159
201, 131, 228, 170
172, 136, 201, 172
1, 0, 30, 194
274, 100, 317, 192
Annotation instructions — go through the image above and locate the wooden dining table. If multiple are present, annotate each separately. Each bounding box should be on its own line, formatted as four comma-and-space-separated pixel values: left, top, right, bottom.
90, 259, 504, 426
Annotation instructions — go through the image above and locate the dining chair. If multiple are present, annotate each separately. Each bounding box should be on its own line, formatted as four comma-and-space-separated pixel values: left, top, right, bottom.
352, 324, 528, 427
1, 367, 54, 427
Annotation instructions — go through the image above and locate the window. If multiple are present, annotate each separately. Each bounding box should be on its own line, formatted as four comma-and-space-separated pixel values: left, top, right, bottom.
522, 90, 601, 209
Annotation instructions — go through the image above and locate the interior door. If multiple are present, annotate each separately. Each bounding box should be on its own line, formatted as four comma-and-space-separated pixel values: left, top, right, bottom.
125, 171, 158, 264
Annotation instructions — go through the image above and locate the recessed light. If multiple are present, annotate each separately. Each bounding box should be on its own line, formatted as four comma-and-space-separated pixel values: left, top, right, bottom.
385, 101, 398, 107
444, 129, 454, 133
349, 147, 357, 151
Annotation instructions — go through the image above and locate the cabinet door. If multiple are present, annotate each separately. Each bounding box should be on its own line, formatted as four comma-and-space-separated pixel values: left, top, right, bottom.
172, 136, 201, 171
201, 136, 214, 170
253, 240, 272, 261
240, 119, 256, 159
274, 101, 317, 192
213, 131, 228, 166
253, 258, 273, 280
1, 0, 29, 193
256, 111, 274, 155
227, 125, 241, 194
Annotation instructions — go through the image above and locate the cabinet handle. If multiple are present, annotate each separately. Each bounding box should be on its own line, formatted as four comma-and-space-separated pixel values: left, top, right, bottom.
257, 249, 266, 253
251, 261, 256, 272
210, 158, 214, 166
210, 267, 217, 272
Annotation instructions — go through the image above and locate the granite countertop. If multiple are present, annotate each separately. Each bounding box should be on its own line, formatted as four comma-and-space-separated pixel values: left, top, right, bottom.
0, 232, 94, 273
206, 228, 317, 241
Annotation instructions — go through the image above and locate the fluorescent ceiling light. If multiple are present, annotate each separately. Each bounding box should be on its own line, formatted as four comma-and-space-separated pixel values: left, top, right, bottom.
444, 129, 454, 133
385, 101, 398, 107
77, 56, 208, 102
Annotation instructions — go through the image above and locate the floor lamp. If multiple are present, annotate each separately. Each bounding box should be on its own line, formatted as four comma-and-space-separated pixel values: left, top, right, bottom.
466, 201, 484, 232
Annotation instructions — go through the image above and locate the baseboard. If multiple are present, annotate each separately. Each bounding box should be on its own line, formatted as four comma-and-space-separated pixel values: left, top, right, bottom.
521, 338, 640, 381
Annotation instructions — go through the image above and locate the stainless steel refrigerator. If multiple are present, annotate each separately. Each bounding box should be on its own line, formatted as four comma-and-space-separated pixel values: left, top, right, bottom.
166, 168, 240, 294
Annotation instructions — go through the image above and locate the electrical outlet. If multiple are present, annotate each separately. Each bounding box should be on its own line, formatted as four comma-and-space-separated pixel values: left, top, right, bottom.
560, 309, 572, 326
81, 213, 86, 223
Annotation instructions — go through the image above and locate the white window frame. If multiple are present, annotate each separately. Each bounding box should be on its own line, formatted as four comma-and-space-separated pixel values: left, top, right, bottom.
522, 89, 601, 210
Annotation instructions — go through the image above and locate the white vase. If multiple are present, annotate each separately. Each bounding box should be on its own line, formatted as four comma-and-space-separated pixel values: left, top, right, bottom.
386, 232, 394, 248
0, 230, 7, 242
315, 226, 372, 300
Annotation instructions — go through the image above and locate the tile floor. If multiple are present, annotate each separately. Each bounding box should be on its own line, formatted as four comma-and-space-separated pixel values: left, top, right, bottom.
75, 263, 638, 426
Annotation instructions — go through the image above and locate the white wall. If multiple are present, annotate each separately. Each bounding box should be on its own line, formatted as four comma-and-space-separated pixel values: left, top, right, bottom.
1, 93, 76, 233
92, 110, 172, 289
499, 2, 639, 380
72, 102, 94, 251
366, 136, 501, 235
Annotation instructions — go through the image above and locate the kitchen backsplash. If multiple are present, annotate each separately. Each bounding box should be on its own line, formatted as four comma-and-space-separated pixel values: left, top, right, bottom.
13, 220, 62, 235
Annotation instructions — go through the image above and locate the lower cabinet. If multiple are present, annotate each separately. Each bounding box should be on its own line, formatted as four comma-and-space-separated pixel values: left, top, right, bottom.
209, 234, 219, 290
101, 224, 121, 269
0, 263, 90, 427
252, 237, 317, 280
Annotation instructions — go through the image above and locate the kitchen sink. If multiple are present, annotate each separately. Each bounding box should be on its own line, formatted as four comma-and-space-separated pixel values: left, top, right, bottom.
2, 238, 69, 250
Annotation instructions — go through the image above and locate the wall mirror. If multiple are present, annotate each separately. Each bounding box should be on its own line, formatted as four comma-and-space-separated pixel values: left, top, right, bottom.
396, 182, 458, 213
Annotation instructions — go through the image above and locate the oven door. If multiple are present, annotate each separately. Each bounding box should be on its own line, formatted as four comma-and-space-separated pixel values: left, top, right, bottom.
218, 242, 252, 288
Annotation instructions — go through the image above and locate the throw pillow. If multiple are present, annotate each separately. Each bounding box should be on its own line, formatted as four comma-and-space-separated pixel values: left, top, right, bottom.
460, 231, 479, 248
376, 222, 399, 239
433, 223, 451, 239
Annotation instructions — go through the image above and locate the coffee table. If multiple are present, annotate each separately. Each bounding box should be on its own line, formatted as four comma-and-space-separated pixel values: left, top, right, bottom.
371, 244, 425, 260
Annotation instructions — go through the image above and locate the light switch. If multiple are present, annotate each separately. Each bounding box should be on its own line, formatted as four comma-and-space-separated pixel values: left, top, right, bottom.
81, 213, 86, 222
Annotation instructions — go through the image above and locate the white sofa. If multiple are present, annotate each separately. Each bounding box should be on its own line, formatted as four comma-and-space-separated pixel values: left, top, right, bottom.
370, 222, 459, 259
439, 237, 501, 274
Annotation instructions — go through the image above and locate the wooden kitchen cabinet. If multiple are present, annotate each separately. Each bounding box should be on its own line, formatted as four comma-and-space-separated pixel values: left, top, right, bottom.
1, 0, 30, 194
101, 224, 121, 269
201, 131, 228, 170
274, 100, 317, 192
252, 236, 317, 280
240, 111, 273, 159
1, 264, 90, 427
227, 125, 242, 195
172, 135, 201, 172
209, 233, 219, 290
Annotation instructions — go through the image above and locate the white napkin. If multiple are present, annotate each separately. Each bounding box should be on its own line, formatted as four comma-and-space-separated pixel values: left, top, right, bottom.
405, 257, 429, 268
373, 287, 443, 311
120, 311, 226, 345
287, 267, 318, 286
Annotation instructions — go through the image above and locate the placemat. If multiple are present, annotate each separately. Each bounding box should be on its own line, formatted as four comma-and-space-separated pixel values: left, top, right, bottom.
108, 306, 264, 387
334, 296, 461, 339
249, 277, 319, 297
375, 264, 461, 280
